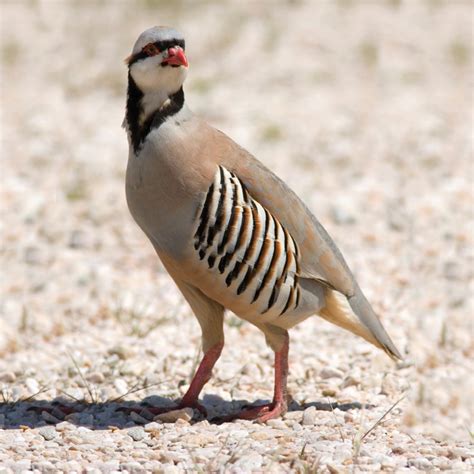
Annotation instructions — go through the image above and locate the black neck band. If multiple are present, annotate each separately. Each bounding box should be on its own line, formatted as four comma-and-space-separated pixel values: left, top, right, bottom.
125, 74, 185, 153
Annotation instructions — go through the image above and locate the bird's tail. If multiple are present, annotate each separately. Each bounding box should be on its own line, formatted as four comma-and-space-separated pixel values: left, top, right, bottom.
319, 285, 402, 361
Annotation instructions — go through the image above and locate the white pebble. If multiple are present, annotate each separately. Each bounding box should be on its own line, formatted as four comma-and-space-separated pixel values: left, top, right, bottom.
320, 367, 344, 379
38, 426, 58, 441
25, 377, 40, 394
114, 378, 128, 395
302, 406, 317, 426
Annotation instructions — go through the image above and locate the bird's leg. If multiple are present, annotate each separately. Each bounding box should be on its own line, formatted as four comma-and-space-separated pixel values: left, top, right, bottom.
132, 341, 223, 418
219, 334, 289, 423
176, 340, 224, 414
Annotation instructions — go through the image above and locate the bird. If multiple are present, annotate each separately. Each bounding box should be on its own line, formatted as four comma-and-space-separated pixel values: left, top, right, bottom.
123, 26, 402, 422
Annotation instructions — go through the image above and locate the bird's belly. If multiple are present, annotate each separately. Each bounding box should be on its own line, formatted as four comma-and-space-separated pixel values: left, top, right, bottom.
180, 252, 321, 328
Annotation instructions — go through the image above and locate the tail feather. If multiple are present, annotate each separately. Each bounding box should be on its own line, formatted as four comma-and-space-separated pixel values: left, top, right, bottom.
319, 286, 402, 361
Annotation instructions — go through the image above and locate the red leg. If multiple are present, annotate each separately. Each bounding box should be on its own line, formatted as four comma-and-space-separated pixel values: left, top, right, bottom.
219, 335, 289, 423
176, 341, 224, 414
130, 341, 224, 417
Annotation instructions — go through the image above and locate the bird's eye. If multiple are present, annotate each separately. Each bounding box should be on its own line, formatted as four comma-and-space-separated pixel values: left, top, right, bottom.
142, 44, 160, 56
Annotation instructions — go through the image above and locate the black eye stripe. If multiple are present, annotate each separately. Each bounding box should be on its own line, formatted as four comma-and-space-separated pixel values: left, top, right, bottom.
128, 39, 185, 66
152, 39, 185, 51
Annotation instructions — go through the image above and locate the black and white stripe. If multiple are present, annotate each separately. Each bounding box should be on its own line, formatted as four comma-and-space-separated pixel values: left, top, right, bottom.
194, 166, 300, 316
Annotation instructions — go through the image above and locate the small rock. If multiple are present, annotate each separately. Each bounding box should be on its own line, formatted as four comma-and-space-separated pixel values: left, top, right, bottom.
449, 447, 473, 459
65, 412, 93, 426
183, 433, 214, 446
79, 413, 94, 426
144, 422, 163, 432
68, 230, 87, 248
109, 345, 132, 360
114, 378, 128, 395
8, 460, 31, 472
266, 418, 287, 429
408, 457, 432, 470
120, 461, 146, 474
250, 430, 271, 441
320, 367, 344, 379
127, 426, 146, 441
130, 411, 150, 424
91, 460, 120, 474
228, 429, 248, 439
302, 406, 317, 426
25, 377, 40, 394
154, 407, 194, 423
158, 465, 181, 474
41, 410, 61, 424
380, 457, 397, 469
341, 375, 360, 388
344, 412, 354, 423
38, 426, 58, 441
392, 446, 405, 455
65, 388, 85, 401
322, 387, 338, 397
234, 453, 263, 471
0, 371, 16, 383
31, 461, 56, 473
381, 373, 399, 396
283, 411, 303, 422
86, 372, 105, 384
327, 464, 344, 474
24, 246, 42, 265
330, 206, 356, 225
175, 417, 191, 426
55, 421, 75, 431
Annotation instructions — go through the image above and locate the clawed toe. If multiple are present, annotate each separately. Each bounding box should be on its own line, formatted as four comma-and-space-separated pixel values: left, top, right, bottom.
213, 401, 286, 423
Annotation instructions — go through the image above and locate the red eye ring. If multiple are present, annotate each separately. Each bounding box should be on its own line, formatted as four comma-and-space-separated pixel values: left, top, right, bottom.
142, 43, 160, 56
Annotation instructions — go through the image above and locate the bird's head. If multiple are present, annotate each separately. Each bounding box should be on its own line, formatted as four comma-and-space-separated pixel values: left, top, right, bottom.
126, 26, 188, 98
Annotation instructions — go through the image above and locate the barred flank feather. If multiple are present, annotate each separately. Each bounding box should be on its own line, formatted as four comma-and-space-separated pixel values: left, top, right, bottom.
194, 166, 301, 317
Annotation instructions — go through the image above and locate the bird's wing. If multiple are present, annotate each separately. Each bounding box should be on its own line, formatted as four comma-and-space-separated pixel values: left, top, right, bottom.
209, 130, 401, 360
221, 141, 356, 296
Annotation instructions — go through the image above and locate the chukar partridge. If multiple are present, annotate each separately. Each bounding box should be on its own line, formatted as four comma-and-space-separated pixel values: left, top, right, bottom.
124, 26, 402, 422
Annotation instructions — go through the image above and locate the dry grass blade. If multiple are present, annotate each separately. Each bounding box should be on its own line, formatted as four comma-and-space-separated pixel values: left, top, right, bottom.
57, 388, 83, 403
108, 378, 172, 403
1, 388, 12, 404
67, 351, 96, 403
14, 385, 50, 405
360, 395, 406, 443
327, 397, 345, 442
206, 433, 232, 472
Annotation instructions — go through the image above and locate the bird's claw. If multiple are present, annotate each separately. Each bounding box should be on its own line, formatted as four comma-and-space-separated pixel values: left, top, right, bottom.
213, 401, 287, 423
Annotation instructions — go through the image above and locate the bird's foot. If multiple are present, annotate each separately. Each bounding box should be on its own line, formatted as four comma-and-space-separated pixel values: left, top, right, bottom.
216, 400, 287, 423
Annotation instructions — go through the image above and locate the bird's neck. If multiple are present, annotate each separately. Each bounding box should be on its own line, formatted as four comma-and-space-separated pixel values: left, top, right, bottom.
125, 73, 185, 154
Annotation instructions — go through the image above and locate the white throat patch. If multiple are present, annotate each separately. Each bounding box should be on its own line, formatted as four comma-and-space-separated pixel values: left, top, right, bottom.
130, 55, 188, 124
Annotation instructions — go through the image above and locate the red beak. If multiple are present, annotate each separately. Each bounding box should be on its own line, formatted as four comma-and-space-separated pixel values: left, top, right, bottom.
163, 47, 188, 67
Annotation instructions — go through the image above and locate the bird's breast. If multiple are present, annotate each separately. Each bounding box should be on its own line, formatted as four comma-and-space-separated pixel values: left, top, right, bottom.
125, 133, 199, 259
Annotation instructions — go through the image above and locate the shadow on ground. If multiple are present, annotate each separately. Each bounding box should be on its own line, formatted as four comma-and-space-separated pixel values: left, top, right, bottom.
0, 394, 373, 430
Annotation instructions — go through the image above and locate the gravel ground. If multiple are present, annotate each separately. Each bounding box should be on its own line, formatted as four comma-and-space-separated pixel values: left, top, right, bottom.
1, 1, 473, 472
